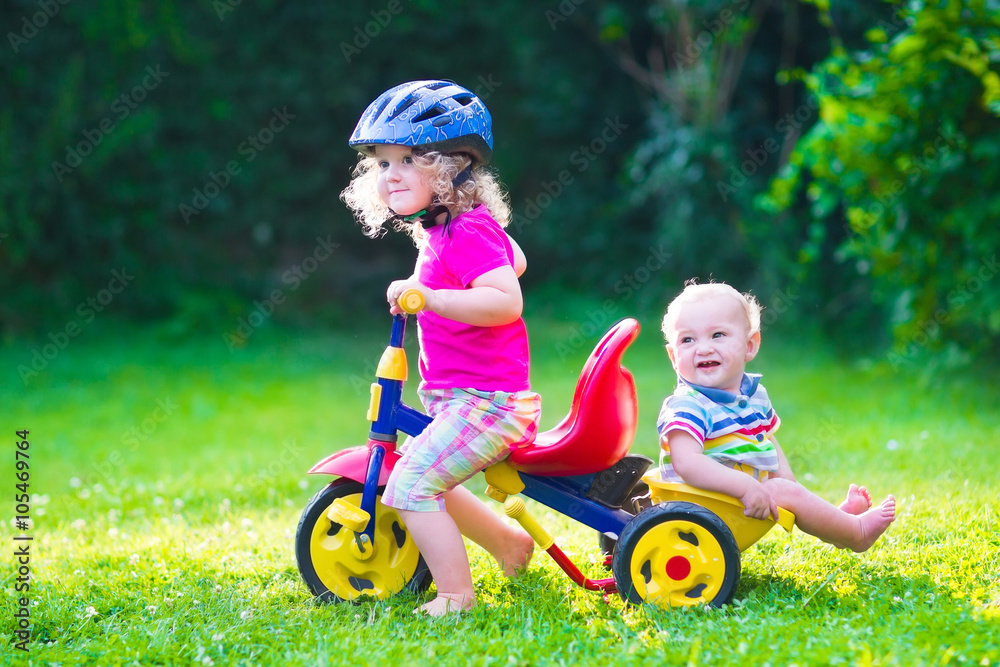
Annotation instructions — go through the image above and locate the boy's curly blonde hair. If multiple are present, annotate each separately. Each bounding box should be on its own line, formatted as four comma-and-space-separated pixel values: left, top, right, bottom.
340, 149, 511, 245
661, 280, 763, 343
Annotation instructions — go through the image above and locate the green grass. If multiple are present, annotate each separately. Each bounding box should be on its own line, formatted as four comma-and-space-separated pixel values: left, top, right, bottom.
3, 314, 999, 666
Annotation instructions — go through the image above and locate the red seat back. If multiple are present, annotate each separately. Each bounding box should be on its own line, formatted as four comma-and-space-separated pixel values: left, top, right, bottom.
509, 318, 640, 475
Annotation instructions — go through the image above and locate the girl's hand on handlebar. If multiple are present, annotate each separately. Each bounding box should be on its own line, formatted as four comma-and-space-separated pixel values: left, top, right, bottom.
387, 279, 432, 314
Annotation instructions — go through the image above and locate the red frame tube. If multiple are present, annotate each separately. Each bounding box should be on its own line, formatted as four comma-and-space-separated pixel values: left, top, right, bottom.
545, 543, 617, 592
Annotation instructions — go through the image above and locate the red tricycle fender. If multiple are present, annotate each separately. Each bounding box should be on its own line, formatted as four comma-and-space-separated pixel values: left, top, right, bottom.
307, 443, 401, 485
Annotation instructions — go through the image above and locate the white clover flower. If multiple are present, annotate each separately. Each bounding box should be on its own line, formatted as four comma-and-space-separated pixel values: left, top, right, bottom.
84, 606, 98, 618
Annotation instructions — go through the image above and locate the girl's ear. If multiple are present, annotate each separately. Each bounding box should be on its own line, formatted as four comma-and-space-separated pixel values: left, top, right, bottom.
745, 331, 761, 362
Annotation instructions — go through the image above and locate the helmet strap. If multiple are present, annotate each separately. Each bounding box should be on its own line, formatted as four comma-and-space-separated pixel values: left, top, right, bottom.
397, 205, 453, 234
452, 165, 473, 188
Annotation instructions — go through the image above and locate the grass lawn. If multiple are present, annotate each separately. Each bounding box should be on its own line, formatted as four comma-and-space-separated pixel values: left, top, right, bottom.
3, 311, 999, 666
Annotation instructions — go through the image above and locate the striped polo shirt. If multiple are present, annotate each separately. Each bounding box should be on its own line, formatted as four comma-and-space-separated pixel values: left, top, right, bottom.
657, 373, 781, 482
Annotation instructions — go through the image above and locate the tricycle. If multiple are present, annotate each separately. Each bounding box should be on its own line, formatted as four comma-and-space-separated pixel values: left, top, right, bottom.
295, 290, 795, 609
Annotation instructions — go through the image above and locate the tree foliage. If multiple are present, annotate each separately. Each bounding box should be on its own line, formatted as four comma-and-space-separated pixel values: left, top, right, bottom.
7, 0, 995, 369
1, 1, 647, 334
760, 0, 1000, 364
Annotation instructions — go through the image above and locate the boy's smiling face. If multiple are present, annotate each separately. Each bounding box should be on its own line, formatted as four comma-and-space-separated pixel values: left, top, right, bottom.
666, 294, 760, 394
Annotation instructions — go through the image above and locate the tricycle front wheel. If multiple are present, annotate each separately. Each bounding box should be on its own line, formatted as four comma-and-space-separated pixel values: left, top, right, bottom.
295, 479, 431, 602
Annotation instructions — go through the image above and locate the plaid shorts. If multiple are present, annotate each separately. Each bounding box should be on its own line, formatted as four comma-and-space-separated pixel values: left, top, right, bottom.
381, 387, 542, 512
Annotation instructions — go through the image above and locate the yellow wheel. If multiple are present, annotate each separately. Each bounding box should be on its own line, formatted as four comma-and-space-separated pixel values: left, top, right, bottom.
612, 501, 740, 608
295, 479, 431, 602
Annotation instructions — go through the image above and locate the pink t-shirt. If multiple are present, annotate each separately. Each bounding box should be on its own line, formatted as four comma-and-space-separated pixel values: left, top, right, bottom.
414, 205, 531, 393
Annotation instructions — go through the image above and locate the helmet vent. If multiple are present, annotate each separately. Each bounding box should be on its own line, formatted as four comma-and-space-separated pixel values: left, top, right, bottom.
414, 105, 447, 123
388, 97, 420, 121
370, 97, 392, 122
454, 94, 473, 106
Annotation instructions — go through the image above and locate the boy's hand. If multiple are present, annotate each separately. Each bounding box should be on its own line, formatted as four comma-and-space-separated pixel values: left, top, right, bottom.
739, 483, 779, 521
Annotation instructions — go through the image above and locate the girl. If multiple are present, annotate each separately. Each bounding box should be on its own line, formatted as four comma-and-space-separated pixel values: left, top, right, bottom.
341, 80, 540, 616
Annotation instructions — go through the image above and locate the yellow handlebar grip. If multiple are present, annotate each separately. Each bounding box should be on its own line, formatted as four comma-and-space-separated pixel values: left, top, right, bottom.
398, 288, 425, 314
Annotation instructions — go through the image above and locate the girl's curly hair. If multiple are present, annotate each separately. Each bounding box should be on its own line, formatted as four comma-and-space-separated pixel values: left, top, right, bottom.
340, 149, 511, 245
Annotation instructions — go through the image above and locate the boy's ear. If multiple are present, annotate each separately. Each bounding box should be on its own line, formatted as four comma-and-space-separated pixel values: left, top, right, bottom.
665, 343, 678, 368
745, 331, 761, 362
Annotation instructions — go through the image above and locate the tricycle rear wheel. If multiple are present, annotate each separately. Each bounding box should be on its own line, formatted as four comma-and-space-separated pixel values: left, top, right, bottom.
295, 479, 431, 602
612, 501, 740, 608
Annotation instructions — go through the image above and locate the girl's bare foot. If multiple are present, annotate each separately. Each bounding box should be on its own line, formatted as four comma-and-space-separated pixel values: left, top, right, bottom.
495, 526, 534, 577
839, 484, 872, 515
843, 495, 896, 552
415, 593, 475, 617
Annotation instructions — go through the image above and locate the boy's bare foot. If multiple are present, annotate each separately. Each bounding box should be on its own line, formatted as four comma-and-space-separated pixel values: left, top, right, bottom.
415, 593, 475, 617
841, 495, 896, 552
839, 484, 873, 515
495, 526, 534, 577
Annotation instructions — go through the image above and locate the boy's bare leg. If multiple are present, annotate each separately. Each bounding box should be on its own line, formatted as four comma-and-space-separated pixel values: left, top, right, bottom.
398, 509, 476, 616
444, 485, 534, 577
839, 484, 872, 515
763, 478, 896, 552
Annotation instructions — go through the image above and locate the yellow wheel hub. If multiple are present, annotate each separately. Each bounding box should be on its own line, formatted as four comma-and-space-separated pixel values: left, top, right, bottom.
628, 519, 728, 607
308, 492, 422, 601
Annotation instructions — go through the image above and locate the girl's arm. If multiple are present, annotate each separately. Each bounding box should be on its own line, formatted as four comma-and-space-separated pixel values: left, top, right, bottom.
668, 430, 779, 521
388, 265, 523, 327
507, 233, 527, 278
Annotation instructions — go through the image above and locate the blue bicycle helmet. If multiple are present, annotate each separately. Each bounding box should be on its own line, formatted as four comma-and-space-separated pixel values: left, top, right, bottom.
349, 80, 494, 164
